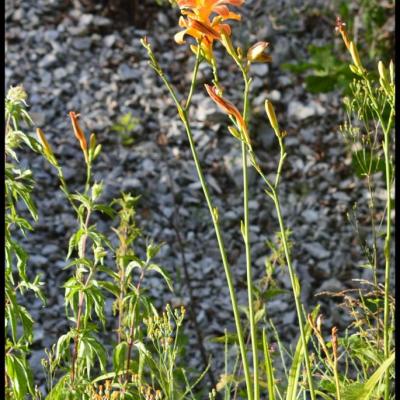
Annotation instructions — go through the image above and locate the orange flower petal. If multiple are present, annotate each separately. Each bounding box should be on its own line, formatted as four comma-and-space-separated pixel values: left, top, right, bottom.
204, 84, 245, 130
189, 19, 220, 40
69, 111, 88, 162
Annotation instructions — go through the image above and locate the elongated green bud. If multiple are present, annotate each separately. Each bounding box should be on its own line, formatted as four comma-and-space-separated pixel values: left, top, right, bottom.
90, 133, 96, 150
265, 100, 280, 134
349, 42, 363, 71
389, 60, 394, 84
36, 128, 53, 156
378, 60, 391, 93
220, 33, 236, 57
378, 61, 388, 82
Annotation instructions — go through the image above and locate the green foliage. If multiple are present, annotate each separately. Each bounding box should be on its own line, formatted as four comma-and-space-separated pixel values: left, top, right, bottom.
5, 85, 45, 400
10, 106, 202, 399
111, 112, 140, 146
282, 44, 354, 94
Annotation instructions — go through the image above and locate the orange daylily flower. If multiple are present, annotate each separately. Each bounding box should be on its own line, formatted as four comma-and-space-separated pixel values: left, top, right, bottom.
69, 111, 89, 163
175, 0, 244, 61
205, 84, 250, 142
177, 0, 243, 21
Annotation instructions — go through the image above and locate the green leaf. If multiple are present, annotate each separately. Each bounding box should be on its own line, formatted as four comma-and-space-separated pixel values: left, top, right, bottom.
98, 281, 120, 297
342, 352, 394, 400
56, 333, 73, 362
314, 390, 335, 400
113, 341, 128, 373
305, 75, 339, 93
146, 242, 162, 260
147, 263, 174, 292
263, 328, 276, 400
19, 305, 34, 342
6, 354, 33, 399
93, 204, 115, 217
281, 61, 315, 74
285, 304, 320, 400
351, 149, 389, 178
210, 332, 239, 345
126, 259, 145, 277
261, 288, 288, 301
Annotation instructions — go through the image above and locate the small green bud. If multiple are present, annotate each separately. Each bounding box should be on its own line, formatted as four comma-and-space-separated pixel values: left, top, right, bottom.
89, 133, 96, 150
92, 182, 103, 201
349, 42, 363, 71
93, 144, 102, 160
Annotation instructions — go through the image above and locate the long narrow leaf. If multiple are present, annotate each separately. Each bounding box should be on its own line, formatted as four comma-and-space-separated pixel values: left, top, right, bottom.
285, 305, 319, 400
263, 327, 276, 400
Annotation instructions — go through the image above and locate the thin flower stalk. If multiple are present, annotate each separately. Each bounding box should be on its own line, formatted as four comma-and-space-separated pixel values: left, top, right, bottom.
225, 42, 316, 400
249, 97, 316, 398
142, 39, 253, 399
239, 69, 260, 400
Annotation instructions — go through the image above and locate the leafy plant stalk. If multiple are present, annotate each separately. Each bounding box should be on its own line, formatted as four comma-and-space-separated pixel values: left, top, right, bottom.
70, 205, 92, 384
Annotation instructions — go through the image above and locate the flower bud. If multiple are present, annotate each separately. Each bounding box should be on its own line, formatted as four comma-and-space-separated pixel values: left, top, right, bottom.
90, 133, 96, 150
93, 144, 102, 160
316, 314, 323, 333
36, 128, 53, 156
349, 42, 363, 71
36, 128, 58, 166
389, 60, 394, 84
265, 100, 280, 134
220, 33, 236, 57
247, 41, 272, 63
92, 182, 103, 201
69, 111, 89, 163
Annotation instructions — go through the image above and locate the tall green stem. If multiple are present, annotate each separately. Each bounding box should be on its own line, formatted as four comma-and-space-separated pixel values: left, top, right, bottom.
181, 114, 253, 399
271, 191, 316, 400
251, 146, 316, 399
382, 119, 393, 400
241, 76, 259, 399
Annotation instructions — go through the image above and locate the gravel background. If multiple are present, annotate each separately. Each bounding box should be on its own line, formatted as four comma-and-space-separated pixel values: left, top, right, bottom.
5, 0, 394, 396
